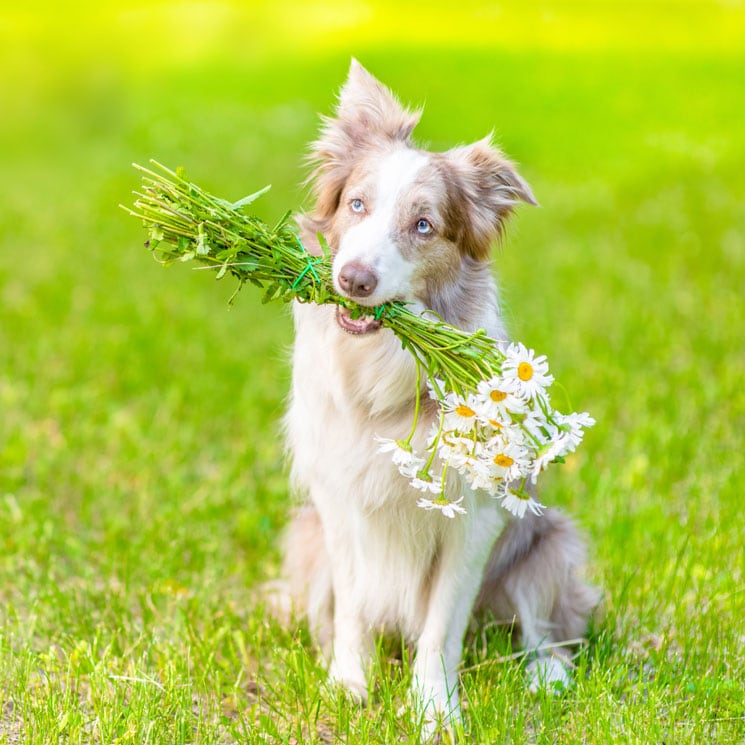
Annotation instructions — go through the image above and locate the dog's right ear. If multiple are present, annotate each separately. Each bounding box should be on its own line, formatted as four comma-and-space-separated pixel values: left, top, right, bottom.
306, 59, 421, 225
333, 59, 421, 145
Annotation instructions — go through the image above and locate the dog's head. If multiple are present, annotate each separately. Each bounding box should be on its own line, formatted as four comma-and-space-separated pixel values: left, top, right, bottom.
300, 60, 536, 334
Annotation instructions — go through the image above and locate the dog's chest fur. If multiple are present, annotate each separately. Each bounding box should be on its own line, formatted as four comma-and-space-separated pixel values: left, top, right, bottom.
285, 301, 507, 637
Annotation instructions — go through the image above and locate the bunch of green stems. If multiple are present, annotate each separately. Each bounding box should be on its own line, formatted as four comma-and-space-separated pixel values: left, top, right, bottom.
124, 161, 506, 397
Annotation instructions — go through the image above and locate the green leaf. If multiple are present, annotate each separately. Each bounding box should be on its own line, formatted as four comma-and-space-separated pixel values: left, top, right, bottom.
227, 280, 245, 305
272, 209, 293, 231
238, 258, 259, 272
219, 184, 271, 211
261, 283, 279, 303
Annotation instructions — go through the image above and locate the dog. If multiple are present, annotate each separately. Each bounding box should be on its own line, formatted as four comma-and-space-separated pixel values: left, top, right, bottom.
277, 60, 598, 733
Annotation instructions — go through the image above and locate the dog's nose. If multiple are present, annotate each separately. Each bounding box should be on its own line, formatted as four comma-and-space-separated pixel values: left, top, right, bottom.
338, 262, 378, 298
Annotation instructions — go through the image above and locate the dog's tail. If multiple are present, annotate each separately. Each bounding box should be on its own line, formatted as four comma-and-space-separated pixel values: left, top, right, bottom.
476, 509, 601, 649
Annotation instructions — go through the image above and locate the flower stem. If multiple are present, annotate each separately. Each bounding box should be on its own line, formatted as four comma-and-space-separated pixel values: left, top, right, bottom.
402, 360, 423, 448
422, 406, 446, 476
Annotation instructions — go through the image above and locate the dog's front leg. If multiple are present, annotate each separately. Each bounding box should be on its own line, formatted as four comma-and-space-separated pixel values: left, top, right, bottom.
412, 506, 503, 732
320, 519, 371, 703
328, 579, 370, 702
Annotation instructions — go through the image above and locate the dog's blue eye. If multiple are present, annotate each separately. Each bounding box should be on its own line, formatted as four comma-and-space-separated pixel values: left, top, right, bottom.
416, 219, 433, 235
350, 199, 364, 213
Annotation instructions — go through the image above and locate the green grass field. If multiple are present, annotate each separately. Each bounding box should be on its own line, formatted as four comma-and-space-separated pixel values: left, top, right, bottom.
1, 2, 744, 742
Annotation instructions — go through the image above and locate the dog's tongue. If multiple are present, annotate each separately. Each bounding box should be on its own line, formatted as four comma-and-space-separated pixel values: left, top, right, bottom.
336, 306, 382, 335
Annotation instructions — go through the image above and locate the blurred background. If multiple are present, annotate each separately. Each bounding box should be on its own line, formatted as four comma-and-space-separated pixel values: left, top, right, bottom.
1, 1, 744, 740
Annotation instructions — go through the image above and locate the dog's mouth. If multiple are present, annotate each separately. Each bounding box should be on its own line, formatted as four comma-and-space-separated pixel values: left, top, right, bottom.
335, 306, 382, 335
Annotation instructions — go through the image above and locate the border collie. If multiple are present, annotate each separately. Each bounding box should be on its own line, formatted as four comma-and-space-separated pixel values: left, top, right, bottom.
277, 60, 598, 733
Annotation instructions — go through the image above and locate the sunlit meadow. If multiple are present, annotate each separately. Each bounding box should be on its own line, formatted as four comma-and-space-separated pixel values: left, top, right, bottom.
1, 2, 744, 742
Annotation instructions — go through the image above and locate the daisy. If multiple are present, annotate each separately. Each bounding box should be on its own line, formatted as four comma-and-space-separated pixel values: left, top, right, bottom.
439, 437, 479, 474
497, 418, 538, 451
481, 439, 532, 483
556, 411, 596, 452
519, 410, 556, 448
375, 435, 406, 454
501, 342, 554, 401
410, 475, 443, 494
416, 495, 467, 518
476, 375, 527, 421
529, 411, 595, 483
497, 483, 545, 519
467, 461, 502, 495
442, 393, 481, 434
481, 417, 505, 439
375, 436, 425, 478
529, 441, 565, 483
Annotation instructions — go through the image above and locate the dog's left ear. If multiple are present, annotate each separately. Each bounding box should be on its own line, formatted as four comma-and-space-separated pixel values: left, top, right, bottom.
446, 136, 537, 261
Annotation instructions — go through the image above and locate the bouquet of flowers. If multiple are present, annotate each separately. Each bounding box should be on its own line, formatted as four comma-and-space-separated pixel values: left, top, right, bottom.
124, 161, 594, 519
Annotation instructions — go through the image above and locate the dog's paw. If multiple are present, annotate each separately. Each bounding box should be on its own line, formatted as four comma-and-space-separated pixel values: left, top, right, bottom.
410, 681, 462, 741
526, 654, 572, 694
328, 654, 369, 704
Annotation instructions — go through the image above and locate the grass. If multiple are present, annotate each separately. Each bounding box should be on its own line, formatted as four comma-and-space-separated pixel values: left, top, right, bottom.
1, 1, 744, 742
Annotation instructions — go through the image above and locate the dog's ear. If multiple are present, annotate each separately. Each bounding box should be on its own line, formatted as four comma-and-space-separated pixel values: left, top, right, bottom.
307, 59, 421, 225
445, 135, 537, 261
333, 59, 421, 145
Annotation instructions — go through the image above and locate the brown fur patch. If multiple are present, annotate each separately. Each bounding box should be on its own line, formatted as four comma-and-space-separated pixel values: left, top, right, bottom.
438, 139, 537, 261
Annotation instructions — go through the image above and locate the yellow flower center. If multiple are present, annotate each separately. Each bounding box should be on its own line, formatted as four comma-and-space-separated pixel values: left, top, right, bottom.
490, 389, 507, 402
518, 362, 534, 381
488, 419, 502, 429
455, 404, 476, 418
494, 454, 515, 468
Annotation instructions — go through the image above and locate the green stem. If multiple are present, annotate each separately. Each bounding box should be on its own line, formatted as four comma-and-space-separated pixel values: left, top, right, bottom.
422, 406, 446, 476
402, 360, 423, 447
